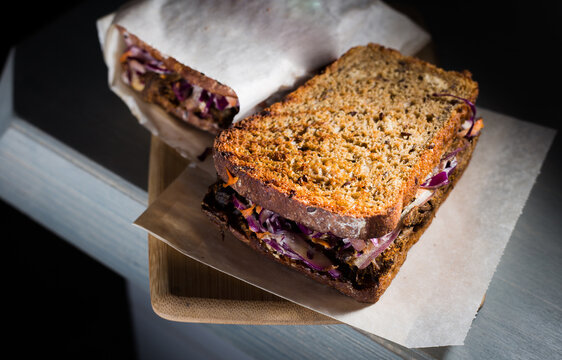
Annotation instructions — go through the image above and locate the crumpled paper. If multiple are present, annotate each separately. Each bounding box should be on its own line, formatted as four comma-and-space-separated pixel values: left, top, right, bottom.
97, 0, 430, 160
134, 108, 555, 347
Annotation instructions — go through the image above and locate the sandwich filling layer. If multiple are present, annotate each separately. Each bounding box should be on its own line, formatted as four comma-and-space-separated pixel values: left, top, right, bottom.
119, 31, 239, 132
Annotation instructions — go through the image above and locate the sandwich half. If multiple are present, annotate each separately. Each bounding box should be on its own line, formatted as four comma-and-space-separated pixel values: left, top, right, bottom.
202, 44, 483, 303
117, 26, 240, 134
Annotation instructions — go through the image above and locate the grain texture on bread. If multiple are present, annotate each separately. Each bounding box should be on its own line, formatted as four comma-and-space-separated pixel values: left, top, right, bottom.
214, 44, 478, 239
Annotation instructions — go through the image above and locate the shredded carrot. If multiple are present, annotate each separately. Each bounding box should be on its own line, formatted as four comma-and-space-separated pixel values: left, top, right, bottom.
255, 205, 262, 214
255, 231, 270, 239
119, 50, 133, 63
469, 117, 484, 137
223, 168, 238, 188
239, 204, 256, 218
310, 237, 332, 249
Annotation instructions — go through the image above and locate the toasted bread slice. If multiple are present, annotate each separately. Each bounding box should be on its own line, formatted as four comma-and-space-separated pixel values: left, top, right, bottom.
213, 44, 478, 239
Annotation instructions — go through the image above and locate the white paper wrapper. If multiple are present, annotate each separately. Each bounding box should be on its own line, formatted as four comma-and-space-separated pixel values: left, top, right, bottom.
97, 0, 429, 160
134, 108, 555, 348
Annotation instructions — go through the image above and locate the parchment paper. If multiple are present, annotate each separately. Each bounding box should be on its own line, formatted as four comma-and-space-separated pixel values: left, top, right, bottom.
97, 0, 430, 161
134, 108, 556, 348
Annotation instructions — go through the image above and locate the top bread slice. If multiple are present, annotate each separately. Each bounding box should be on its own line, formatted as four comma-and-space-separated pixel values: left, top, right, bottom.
213, 44, 478, 239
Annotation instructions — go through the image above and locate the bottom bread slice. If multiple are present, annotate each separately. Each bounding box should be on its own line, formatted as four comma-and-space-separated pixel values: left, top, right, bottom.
202, 135, 479, 303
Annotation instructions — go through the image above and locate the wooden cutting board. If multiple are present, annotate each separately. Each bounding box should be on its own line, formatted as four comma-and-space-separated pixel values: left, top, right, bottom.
147, 135, 337, 324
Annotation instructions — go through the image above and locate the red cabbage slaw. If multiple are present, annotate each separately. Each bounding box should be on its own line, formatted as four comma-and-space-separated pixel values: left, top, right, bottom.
353, 226, 402, 269
232, 197, 341, 279
120, 34, 237, 118
420, 149, 459, 189
433, 93, 483, 138
230, 148, 461, 275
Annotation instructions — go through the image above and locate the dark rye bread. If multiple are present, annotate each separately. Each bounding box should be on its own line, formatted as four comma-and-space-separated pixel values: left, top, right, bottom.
117, 26, 238, 134
213, 44, 478, 239
203, 135, 480, 303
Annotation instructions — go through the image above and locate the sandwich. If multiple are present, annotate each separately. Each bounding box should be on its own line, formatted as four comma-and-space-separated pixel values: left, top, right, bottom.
201, 44, 484, 303
117, 26, 240, 134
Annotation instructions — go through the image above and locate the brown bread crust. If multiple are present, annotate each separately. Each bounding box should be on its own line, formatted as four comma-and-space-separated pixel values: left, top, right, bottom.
214, 44, 478, 239
203, 134, 480, 303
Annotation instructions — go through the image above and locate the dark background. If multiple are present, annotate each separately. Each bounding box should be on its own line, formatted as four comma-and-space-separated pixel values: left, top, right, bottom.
2, 2, 137, 359
1, 1, 560, 358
